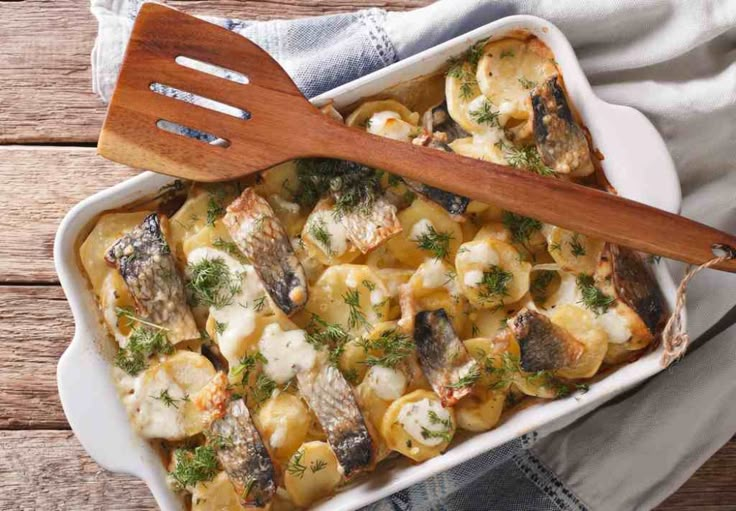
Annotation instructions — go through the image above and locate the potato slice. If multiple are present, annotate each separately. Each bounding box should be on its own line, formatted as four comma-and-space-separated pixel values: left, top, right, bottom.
454, 388, 506, 432
551, 304, 607, 379
191, 472, 246, 511
387, 198, 463, 267
79, 211, 150, 292
381, 389, 455, 462
455, 238, 531, 307
546, 226, 604, 274
305, 264, 390, 335
284, 441, 342, 508
256, 392, 311, 465
475, 38, 556, 136
345, 99, 419, 128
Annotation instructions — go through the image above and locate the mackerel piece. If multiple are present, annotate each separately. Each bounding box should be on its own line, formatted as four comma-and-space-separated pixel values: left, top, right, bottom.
341, 195, 402, 253
210, 399, 276, 508
531, 75, 594, 176
224, 188, 308, 316
105, 212, 198, 342
402, 177, 470, 216
413, 309, 479, 406
297, 363, 374, 479
511, 308, 583, 372
607, 244, 667, 334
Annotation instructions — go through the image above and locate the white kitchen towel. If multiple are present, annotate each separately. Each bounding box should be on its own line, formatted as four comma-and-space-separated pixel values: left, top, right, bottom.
91, 1, 736, 509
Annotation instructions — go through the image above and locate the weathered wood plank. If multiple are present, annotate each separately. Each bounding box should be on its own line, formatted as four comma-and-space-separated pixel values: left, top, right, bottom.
0, 430, 155, 510
0, 147, 136, 283
0, 286, 73, 429
0, 0, 431, 143
0, 427, 732, 510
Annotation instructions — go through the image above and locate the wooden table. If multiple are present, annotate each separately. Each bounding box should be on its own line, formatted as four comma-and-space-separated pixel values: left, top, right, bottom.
0, 1, 732, 509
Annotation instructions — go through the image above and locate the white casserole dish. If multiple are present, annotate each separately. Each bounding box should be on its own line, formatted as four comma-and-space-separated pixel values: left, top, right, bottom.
56, 15, 680, 511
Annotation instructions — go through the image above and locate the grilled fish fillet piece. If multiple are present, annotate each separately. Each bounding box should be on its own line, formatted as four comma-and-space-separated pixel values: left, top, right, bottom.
297, 362, 375, 479
209, 399, 276, 508
414, 309, 480, 406
531, 75, 594, 176
511, 308, 584, 373
341, 195, 403, 253
603, 244, 667, 335
105, 212, 198, 343
224, 188, 308, 316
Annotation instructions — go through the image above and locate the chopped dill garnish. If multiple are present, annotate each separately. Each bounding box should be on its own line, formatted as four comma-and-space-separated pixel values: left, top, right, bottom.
215, 321, 227, 335
387, 174, 402, 188
428, 410, 453, 428
555, 382, 591, 398
151, 389, 188, 408
310, 459, 328, 473
294, 158, 381, 217
253, 296, 267, 313
569, 233, 586, 257
549, 241, 562, 253
206, 195, 226, 227
114, 318, 174, 375
252, 373, 277, 405
446, 366, 481, 389
471, 323, 480, 336
207, 433, 234, 450
187, 257, 241, 309
115, 306, 168, 331
359, 328, 413, 368
576, 274, 615, 314
518, 77, 537, 90
230, 352, 266, 384
343, 289, 369, 330
530, 270, 555, 303
478, 266, 513, 303
497, 141, 555, 176
500, 50, 515, 59
362, 279, 376, 291
212, 237, 248, 262
469, 99, 500, 127
421, 410, 453, 443
286, 449, 307, 479
414, 225, 453, 260
502, 212, 543, 249
306, 314, 352, 366
308, 218, 332, 254
170, 445, 219, 490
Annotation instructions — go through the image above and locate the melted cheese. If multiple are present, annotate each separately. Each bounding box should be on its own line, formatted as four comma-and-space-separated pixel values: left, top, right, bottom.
597, 308, 632, 344
460, 242, 500, 266
463, 269, 484, 287
307, 210, 350, 257
187, 247, 268, 364
365, 366, 407, 401
397, 398, 452, 447
129, 369, 186, 439
367, 111, 414, 142
420, 258, 448, 289
258, 323, 317, 384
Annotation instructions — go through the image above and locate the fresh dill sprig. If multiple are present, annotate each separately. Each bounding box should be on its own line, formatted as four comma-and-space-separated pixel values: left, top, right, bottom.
212, 237, 249, 262
252, 373, 277, 405
518, 77, 537, 90
186, 257, 241, 309
308, 218, 332, 254
114, 322, 174, 375
576, 274, 615, 315
230, 352, 266, 384
469, 99, 500, 127
359, 329, 413, 368
446, 366, 481, 389
530, 270, 555, 303
215, 321, 227, 335
115, 306, 168, 331
421, 409, 454, 443
207, 433, 234, 450
502, 212, 543, 248
569, 234, 586, 257
206, 195, 226, 227
151, 389, 188, 409
306, 314, 352, 367
478, 266, 513, 303
252, 296, 267, 313
362, 279, 376, 291
170, 445, 219, 490
343, 289, 369, 330
310, 459, 328, 473
286, 449, 307, 479
497, 141, 555, 176
414, 225, 454, 260
428, 410, 452, 428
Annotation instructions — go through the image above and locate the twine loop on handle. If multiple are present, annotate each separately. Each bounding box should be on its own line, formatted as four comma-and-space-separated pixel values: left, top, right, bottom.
661, 243, 736, 366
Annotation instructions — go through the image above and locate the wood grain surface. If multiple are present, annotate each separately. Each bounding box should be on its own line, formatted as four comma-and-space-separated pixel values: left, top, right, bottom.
0, 0, 732, 509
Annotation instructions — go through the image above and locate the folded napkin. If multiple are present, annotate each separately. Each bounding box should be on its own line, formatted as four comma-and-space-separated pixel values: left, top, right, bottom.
91, 1, 736, 509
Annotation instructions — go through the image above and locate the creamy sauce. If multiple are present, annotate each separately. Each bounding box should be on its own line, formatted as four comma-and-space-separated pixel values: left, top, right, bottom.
397, 398, 452, 447
420, 258, 448, 289
365, 366, 407, 401
597, 307, 632, 344
370, 289, 386, 305
269, 194, 301, 215
463, 269, 484, 287
308, 210, 350, 257
367, 111, 413, 142
460, 241, 500, 266
129, 368, 186, 439
410, 218, 435, 242
187, 247, 269, 364
258, 323, 317, 384
269, 416, 289, 449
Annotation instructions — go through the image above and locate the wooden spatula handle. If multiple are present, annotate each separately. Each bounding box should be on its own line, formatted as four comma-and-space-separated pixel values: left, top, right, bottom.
307, 117, 736, 272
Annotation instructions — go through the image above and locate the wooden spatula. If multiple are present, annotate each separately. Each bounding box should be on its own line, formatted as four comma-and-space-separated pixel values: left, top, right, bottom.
98, 3, 736, 272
